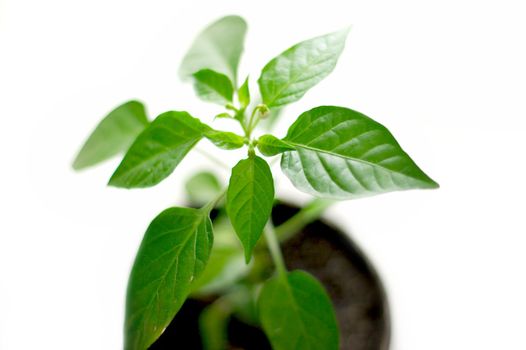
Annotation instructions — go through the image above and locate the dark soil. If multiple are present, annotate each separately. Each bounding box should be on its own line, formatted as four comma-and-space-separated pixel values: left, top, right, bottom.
151, 204, 390, 349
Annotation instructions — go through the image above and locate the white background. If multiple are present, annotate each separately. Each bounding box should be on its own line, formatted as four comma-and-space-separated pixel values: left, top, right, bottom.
1, 0, 525, 349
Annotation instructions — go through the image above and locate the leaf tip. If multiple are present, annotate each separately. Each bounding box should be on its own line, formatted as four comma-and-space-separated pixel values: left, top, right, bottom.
429, 179, 440, 189
333, 25, 352, 41
421, 172, 440, 190
71, 158, 84, 171
244, 249, 253, 264
341, 25, 352, 35
107, 172, 125, 188
223, 14, 248, 28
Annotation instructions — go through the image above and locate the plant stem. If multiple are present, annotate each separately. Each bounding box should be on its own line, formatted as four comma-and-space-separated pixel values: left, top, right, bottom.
245, 106, 260, 139
275, 198, 334, 242
246, 104, 270, 138
202, 190, 226, 213
225, 103, 239, 113
263, 222, 287, 276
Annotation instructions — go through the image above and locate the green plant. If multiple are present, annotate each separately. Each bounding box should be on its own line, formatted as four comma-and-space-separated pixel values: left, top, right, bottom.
73, 15, 438, 350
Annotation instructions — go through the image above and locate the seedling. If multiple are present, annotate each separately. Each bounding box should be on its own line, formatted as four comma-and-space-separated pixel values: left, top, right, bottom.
73, 15, 438, 350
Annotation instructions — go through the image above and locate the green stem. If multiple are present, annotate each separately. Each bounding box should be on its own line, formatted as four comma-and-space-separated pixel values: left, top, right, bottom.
246, 104, 269, 138
245, 106, 260, 139
235, 109, 248, 134
202, 190, 226, 214
225, 103, 239, 113
275, 198, 334, 242
263, 222, 287, 276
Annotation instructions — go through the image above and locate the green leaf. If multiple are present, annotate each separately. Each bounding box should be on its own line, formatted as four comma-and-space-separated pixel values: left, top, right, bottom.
185, 171, 222, 206
191, 245, 246, 295
281, 106, 439, 199
204, 129, 245, 150
109, 111, 206, 188
259, 270, 339, 350
72, 100, 149, 170
258, 28, 349, 108
192, 214, 249, 295
179, 15, 247, 84
238, 76, 250, 108
125, 207, 213, 350
214, 112, 233, 120
226, 285, 260, 325
199, 300, 231, 350
192, 69, 234, 105
226, 156, 274, 262
257, 134, 295, 157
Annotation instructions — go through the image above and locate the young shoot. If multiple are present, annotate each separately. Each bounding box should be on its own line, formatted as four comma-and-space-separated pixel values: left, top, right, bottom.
73, 15, 438, 350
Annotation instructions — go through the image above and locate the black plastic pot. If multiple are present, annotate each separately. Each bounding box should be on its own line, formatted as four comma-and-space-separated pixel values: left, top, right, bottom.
151, 203, 391, 350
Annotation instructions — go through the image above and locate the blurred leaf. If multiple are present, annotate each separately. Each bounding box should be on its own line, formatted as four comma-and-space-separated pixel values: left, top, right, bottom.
185, 171, 222, 206
227, 285, 260, 326
199, 300, 231, 350
259, 106, 285, 131
191, 213, 249, 295
198, 284, 260, 350
72, 100, 149, 170
214, 112, 233, 120
191, 245, 246, 295
281, 106, 439, 199
179, 15, 247, 84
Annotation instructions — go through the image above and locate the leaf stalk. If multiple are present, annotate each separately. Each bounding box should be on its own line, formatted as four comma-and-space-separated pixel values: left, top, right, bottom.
263, 222, 287, 276
275, 199, 334, 242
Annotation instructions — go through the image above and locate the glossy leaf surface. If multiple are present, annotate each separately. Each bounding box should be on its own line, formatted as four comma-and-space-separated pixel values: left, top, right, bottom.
281, 106, 439, 199
109, 111, 206, 188
73, 100, 149, 170
238, 76, 250, 108
257, 134, 295, 157
226, 156, 274, 262
179, 15, 247, 84
204, 129, 245, 150
192, 69, 234, 105
259, 270, 339, 350
125, 207, 213, 350
258, 29, 349, 108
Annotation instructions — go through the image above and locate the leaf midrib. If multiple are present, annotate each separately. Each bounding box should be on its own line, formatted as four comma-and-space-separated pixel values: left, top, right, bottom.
262, 43, 340, 108
113, 138, 200, 182
261, 33, 345, 107
279, 275, 315, 349
241, 160, 257, 242
287, 141, 428, 185
128, 212, 206, 347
